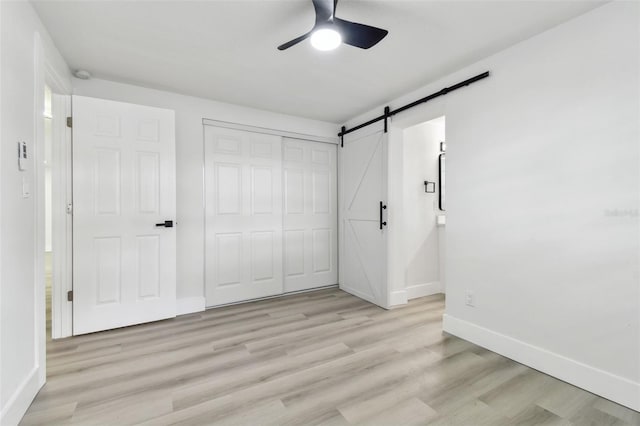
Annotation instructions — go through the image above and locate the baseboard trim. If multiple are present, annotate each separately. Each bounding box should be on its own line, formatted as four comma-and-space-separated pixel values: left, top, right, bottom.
389, 290, 408, 307
176, 296, 206, 316
442, 314, 640, 411
0, 366, 41, 426
406, 281, 443, 300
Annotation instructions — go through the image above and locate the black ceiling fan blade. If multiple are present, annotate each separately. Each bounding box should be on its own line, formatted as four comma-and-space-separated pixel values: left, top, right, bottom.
312, 0, 334, 24
278, 0, 330, 51
334, 18, 388, 49
277, 32, 312, 51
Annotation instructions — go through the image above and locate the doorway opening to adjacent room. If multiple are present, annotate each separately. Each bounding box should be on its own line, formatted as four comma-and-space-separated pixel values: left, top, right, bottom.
401, 116, 445, 297
385, 114, 446, 307
42, 82, 73, 340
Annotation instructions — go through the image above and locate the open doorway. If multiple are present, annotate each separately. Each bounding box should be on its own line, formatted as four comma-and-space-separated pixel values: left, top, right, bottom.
42, 79, 73, 340
386, 114, 446, 306
401, 116, 446, 298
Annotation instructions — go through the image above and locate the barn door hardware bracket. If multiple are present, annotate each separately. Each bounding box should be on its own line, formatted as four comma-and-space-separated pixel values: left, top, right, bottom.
383, 106, 390, 133
340, 126, 346, 147
337, 71, 490, 138
379, 201, 387, 230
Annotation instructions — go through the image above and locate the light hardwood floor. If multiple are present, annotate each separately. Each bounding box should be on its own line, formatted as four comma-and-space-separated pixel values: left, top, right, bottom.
23, 288, 639, 425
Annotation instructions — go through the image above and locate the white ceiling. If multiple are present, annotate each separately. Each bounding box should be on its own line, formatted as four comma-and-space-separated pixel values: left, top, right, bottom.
33, 0, 604, 123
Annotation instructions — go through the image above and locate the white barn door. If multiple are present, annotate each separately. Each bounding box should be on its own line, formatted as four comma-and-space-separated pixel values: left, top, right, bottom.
205, 125, 283, 306
72, 96, 176, 335
283, 138, 338, 292
339, 126, 389, 308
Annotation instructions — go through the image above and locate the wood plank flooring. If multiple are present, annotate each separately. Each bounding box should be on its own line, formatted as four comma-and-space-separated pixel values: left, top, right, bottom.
22, 288, 639, 425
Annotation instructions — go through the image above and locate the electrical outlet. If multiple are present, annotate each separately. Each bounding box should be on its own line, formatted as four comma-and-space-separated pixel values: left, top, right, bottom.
464, 290, 475, 307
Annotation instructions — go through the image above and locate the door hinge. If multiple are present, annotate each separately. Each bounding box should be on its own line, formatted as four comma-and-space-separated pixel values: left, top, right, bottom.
66, 117, 72, 128
66, 203, 73, 214
67, 290, 73, 302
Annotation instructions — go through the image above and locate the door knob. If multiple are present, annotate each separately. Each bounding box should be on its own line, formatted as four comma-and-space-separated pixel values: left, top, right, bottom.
155, 220, 174, 228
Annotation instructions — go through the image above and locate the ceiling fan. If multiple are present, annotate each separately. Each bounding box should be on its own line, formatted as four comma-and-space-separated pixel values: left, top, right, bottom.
278, 0, 388, 51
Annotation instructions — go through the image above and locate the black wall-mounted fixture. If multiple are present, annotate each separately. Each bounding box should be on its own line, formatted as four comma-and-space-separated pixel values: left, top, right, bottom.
439, 153, 446, 211
379, 201, 387, 230
424, 181, 436, 193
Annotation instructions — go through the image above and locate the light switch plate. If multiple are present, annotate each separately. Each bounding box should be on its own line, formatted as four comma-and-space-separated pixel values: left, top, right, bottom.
22, 176, 31, 198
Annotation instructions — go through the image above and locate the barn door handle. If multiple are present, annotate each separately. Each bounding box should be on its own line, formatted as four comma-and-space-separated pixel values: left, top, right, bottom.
379, 202, 387, 230
155, 220, 174, 228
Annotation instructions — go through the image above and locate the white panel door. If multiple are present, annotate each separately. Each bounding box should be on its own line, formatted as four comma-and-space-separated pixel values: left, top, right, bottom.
283, 138, 338, 292
339, 125, 389, 308
205, 125, 283, 306
72, 96, 176, 335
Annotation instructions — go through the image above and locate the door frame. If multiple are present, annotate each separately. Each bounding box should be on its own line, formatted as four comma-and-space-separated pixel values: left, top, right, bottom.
49, 92, 72, 338
44, 65, 73, 338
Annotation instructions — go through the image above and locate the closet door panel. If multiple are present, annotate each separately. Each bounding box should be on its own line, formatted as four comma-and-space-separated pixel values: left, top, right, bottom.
205, 126, 283, 306
283, 138, 338, 293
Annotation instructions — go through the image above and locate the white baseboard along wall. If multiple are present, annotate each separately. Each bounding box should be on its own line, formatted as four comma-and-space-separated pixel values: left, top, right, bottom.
390, 281, 443, 307
443, 314, 640, 411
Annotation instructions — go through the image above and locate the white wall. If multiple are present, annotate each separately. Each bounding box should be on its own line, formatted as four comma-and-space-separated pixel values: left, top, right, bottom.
346, 1, 639, 411
72, 78, 338, 312
401, 118, 444, 299
0, 1, 72, 424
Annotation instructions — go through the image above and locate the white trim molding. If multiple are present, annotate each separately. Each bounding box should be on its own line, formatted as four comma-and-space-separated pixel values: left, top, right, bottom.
389, 282, 444, 307
0, 367, 39, 426
50, 94, 72, 339
202, 118, 338, 145
406, 281, 443, 300
176, 296, 206, 316
389, 290, 408, 307
443, 314, 640, 412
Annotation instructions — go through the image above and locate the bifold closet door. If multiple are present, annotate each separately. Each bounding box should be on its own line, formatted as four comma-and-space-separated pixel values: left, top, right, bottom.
204, 126, 283, 306
283, 138, 338, 292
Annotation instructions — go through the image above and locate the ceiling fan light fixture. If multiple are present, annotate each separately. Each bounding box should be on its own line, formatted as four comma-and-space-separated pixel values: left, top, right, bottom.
277, 0, 388, 51
310, 28, 342, 51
